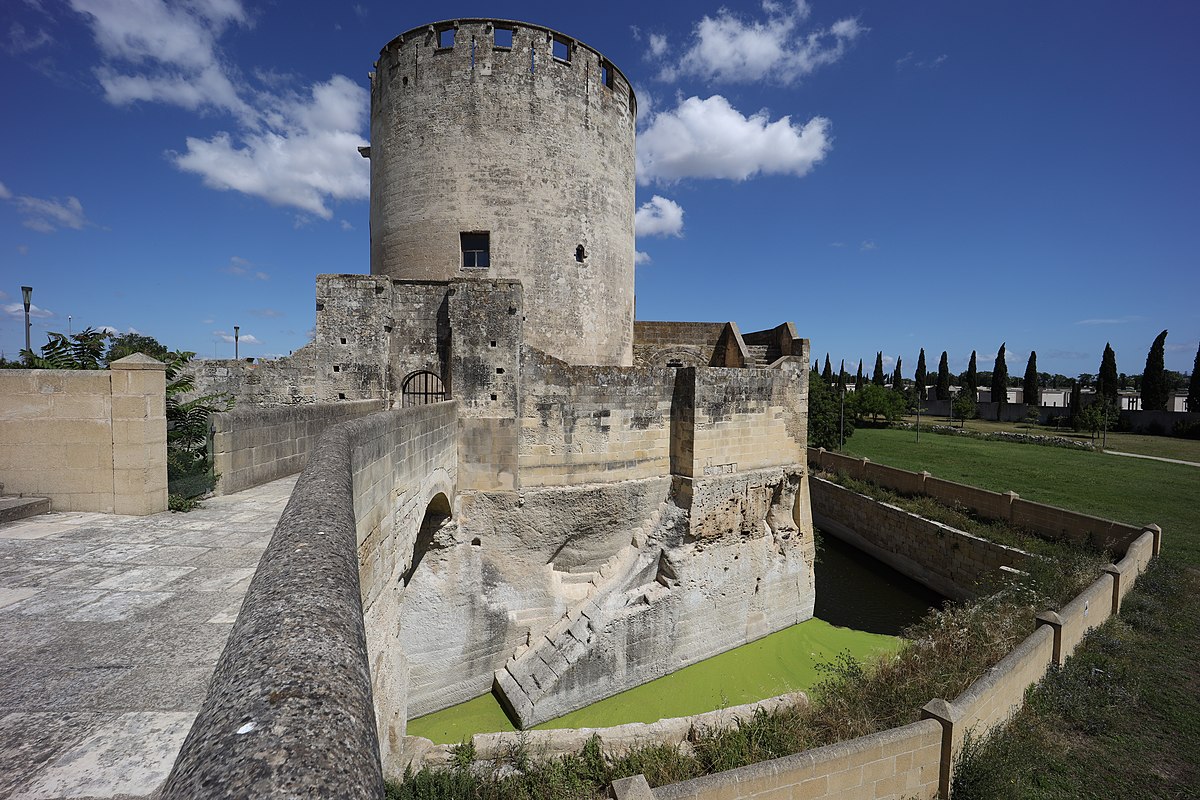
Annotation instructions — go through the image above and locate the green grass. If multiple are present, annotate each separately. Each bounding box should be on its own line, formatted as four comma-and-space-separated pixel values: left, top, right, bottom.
406, 618, 900, 744
906, 414, 1200, 462
842, 427, 1200, 563
841, 426, 1200, 798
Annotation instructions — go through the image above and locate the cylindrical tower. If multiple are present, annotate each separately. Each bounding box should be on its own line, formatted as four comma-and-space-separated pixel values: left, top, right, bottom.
369, 19, 637, 366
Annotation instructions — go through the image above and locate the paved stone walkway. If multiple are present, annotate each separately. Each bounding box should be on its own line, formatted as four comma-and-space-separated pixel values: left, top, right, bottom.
0, 476, 296, 800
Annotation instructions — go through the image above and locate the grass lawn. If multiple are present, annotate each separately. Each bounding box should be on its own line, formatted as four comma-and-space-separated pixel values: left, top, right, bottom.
838, 426, 1200, 798
842, 427, 1200, 563
905, 414, 1200, 462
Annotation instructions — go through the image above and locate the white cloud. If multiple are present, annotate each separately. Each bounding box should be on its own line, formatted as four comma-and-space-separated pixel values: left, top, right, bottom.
249, 308, 283, 318
648, 33, 668, 58
658, 1, 864, 85
174, 76, 369, 219
635, 196, 685, 238
4, 302, 54, 319
213, 329, 261, 344
897, 52, 948, 71
5, 21, 53, 55
220, 255, 269, 279
2, 184, 93, 233
69, 0, 368, 219
635, 251, 652, 265
340, 219, 354, 231
1075, 316, 1138, 325
637, 95, 831, 184
860, 240, 877, 251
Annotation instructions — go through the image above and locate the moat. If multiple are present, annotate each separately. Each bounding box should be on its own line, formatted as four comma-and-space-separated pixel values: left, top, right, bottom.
408, 531, 946, 744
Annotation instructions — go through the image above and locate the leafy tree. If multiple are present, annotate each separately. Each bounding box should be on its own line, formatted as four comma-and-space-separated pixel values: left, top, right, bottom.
991, 343, 1008, 418
872, 352, 885, 386
1141, 330, 1169, 411
1079, 397, 1119, 441
808, 369, 854, 449
951, 390, 977, 426
855, 359, 864, 392
936, 351, 950, 401
914, 349, 927, 401
964, 351, 978, 400
21, 328, 109, 369
1188, 344, 1200, 412
1097, 343, 1118, 403
106, 332, 169, 365
1023, 351, 1039, 407
854, 383, 906, 424
822, 354, 833, 385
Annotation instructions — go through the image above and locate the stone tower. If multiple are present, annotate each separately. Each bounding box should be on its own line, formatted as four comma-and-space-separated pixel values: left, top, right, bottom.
367, 19, 638, 367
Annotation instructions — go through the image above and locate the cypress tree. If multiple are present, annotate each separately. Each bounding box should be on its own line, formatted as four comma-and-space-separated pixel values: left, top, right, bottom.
1187, 344, 1200, 412
872, 352, 885, 386
991, 343, 1008, 417
965, 351, 978, 400
1141, 330, 1169, 411
1069, 380, 1082, 428
837, 359, 847, 393
915, 349, 927, 401
855, 359, 864, 392
936, 351, 950, 401
1097, 343, 1118, 403
892, 357, 904, 394
1023, 351, 1039, 407
822, 354, 833, 385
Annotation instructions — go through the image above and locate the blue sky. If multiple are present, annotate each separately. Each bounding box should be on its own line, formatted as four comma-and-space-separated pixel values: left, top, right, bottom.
2, 1, 1197, 380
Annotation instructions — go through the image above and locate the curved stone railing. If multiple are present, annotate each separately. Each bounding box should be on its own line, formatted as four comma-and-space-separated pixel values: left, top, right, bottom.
161, 419, 392, 798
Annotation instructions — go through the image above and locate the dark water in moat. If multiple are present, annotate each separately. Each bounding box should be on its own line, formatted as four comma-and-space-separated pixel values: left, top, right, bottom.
814, 530, 947, 636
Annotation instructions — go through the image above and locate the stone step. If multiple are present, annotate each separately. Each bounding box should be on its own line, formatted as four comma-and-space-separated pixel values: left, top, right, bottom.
0, 495, 50, 525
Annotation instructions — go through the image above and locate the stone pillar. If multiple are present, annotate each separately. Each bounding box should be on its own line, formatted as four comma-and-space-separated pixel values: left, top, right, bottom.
1142, 523, 1162, 557
920, 698, 961, 799
1034, 610, 1065, 667
110, 354, 168, 515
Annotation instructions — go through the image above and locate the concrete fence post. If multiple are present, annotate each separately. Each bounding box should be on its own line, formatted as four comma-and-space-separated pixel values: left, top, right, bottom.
1102, 564, 1122, 614
1035, 610, 1064, 667
920, 698, 961, 799
1002, 490, 1020, 522
919, 470, 931, 496
1142, 524, 1162, 557
611, 774, 655, 800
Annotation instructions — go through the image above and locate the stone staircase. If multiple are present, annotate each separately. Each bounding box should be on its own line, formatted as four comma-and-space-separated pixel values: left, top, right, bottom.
0, 482, 50, 524
744, 343, 781, 367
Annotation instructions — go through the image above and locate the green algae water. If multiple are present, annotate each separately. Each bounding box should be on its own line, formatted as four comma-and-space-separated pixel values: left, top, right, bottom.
406, 618, 900, 744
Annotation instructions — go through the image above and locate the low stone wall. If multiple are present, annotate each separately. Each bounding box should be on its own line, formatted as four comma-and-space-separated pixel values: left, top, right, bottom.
811, 477, 1031, 600
211, 400, 386, 494
0, 356, 167, 514
162, 402, 460, 798
809, 449, 1150, 557
402, 692, 808, 771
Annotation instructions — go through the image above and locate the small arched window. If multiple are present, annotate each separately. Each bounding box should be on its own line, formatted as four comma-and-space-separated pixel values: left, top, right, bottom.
402, 371, 447, 407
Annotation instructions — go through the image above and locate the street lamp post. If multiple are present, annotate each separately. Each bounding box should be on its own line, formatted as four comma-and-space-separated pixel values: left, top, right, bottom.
21, 286, 32, 354
234, 325, 240, 360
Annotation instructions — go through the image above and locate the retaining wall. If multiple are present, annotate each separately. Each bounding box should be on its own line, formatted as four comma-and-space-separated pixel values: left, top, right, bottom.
211, 400, 386, 494
811, 477, 1030, 600
0, 355, 167, 514
809, 449, 1149, 557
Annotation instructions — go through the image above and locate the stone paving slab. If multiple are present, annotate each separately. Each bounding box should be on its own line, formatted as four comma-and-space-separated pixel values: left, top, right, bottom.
0, 476, 296, 799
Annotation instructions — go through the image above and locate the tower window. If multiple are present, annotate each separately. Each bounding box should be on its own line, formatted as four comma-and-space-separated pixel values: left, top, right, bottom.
575, 244, 586, 263
552, 36, 571, 63
438, 28, 455, 49
600, 61, 614, 89
461, 232, 490, 269
494, 26, 513, 49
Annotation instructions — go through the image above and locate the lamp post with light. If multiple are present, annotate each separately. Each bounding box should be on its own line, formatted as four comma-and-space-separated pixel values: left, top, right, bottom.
21, 286, 32, 354
234, 325, 240, 360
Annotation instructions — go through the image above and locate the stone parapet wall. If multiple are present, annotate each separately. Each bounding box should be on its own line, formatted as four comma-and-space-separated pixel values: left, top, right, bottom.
809, 448, 1149, 557
811, 477, 1031, 600
211, 400, 386, 495
632, 321, 730, 368
0, 356, 167, 514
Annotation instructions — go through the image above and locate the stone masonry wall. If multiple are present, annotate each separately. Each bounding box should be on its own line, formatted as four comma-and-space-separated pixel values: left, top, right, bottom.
632, 321, 729, 368
811, 477, 1031, 600
0, 356, 167, 514
518, 350, 676, 487
210, 400, 385, 495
